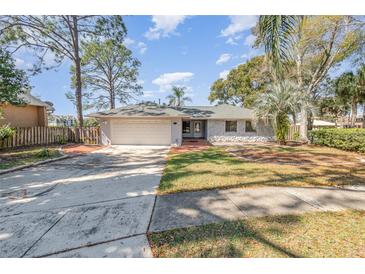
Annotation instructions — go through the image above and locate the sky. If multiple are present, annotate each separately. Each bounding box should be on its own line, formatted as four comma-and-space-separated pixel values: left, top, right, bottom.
13, 15, 353, 116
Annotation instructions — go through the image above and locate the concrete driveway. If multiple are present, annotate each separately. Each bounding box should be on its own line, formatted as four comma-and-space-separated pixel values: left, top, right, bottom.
0, 145, 169, 258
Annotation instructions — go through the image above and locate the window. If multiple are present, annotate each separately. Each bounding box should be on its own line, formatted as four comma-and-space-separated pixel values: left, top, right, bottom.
182, 121, 191, 133
245, 120, 256, 132
225, 121, 237, 132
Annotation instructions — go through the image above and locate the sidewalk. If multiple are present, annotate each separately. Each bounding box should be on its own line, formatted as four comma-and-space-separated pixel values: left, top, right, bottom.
149, 186, 365, 232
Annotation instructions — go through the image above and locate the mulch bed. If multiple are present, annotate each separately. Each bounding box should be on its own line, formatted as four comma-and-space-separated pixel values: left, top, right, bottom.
61, 144, 105, 154
227, 145, 364, 168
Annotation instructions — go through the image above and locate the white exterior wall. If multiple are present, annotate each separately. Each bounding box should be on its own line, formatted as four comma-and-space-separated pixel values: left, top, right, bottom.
99, 118, 112, 145
207, 119, 255, 138
171, 118, 182, 146
207, 119, 274, 142
99, 117, 182, 146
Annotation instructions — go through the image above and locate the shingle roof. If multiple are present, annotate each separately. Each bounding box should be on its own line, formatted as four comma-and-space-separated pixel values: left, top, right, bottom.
87, 103, 254, 120
87, 102, 188, 118
19, 91, 53, 110
177, 104, 254, 119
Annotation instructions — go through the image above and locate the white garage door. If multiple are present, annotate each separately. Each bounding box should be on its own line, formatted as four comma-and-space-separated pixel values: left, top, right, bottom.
111, 119, 171, 145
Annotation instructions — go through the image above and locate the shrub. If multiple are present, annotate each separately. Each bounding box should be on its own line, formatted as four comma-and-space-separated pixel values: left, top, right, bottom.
275, 112, 290, 144
309, 128, 365, 153
0, 124, 15, 140
37, 148, 51, 158
293, 132, 300, 141
58, 136, 67, 145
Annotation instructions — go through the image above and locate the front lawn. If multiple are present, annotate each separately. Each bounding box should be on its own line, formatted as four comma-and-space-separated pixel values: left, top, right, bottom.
0, 147, 62, 170
149, 210, 365, 258
158, 144, 365, 194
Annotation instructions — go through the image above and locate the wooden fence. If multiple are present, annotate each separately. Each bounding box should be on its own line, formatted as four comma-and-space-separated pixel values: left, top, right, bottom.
0, 126, 100, 149
286, 125, 300, 141
286, 125, 326, 141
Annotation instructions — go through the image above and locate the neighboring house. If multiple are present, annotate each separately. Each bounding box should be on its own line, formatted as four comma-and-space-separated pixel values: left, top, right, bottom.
0, 91, 53, 127
339, 117, 364, 128
48, 115, 78, 127
296, 120, 336, 128
88, 102, 274, 146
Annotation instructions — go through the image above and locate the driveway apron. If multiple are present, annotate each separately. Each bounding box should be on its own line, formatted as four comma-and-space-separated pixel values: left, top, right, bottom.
0, 145, 168, 258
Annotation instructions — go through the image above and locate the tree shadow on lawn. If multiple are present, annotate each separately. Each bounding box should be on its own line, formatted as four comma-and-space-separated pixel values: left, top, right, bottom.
150, 191, 365, 258
150, 214, 304, 258
160, 145, 365, 194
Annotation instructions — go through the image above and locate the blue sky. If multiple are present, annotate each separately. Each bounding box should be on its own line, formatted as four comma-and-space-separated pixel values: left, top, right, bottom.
12, 16, 260, 115
13, 15, 352, 116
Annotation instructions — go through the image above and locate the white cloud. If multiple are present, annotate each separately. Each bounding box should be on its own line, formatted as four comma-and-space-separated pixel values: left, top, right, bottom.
142, 90, 155, 98
42, 51, 57, 67
145, 16, 187, 40
152, 72, 194, 90
14, 57, 25, 68
241, 48, 262, 61
226, 37, 238, 45
124, 37, 135, 46
221, 16, 258, 37
14, 57, 32, 70
124, 37, 147, 55
216, 53, 232, 65
137, 42, 147, 54
219, 70, 230, 80
244, 34, 256, 46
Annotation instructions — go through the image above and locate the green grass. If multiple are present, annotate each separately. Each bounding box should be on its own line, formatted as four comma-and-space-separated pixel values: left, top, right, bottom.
149, 210, 365, 258
0, 147, 62, 170
158, 144, 365, 194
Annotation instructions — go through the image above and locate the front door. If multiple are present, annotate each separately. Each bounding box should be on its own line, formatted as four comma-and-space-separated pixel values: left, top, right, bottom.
193, 121, 203, 138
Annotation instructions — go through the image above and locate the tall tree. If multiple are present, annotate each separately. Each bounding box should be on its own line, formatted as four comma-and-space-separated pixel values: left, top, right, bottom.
209, 55, 271, 107
335, 70, 365, 127
0, 16, 126, 126
318, 96, 349, 126
258, 15, 302, 78
258, 15, 364, 141
357, 65, 365, 127
79, 39, 142, 110
254, 80, 301, 144
166, 86, 192, 107
0, 48, 28, 105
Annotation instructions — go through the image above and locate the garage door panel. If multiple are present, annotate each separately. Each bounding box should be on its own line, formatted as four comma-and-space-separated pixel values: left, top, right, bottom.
111, 119, 171, 145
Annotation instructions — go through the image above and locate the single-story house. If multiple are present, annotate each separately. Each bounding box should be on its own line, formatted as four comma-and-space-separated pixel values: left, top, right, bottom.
88, 103, 274, 146
0, 91, 53, 127
295, 120, 336, 127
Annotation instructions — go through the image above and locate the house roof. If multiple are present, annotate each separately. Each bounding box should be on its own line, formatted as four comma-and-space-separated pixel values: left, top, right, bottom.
87, 103, 254, 120
20, 91, 53, 111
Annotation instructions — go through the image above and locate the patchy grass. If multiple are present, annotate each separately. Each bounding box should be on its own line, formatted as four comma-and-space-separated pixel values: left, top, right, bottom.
158, 144, 365, 194
0, 146, 62, 170
149, 210, 365, 258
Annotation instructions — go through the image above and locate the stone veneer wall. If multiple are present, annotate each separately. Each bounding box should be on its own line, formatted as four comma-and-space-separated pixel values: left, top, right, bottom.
207, 119, 274, 143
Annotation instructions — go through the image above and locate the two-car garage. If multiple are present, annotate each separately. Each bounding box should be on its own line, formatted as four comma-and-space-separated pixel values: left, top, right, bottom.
110, 119, 172, 145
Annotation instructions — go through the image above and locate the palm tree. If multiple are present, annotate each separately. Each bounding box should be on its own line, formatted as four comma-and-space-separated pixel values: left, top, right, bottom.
258, 15, 303, 78
335, 68, 365, 127
166, 86, 192, 107
254, 80, 302, 144
357, 65, 365, 127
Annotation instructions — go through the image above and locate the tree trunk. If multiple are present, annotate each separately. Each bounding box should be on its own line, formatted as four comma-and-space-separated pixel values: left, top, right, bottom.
350, 100, 357, 127
308, 112, 313, 130
300, 105, 308, 142
109, 89, 115, 109
363, 104, 365, 128
72, 16, 83, 127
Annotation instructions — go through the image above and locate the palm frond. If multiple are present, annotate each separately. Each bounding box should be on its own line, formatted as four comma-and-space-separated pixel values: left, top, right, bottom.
258, 15, 302, 76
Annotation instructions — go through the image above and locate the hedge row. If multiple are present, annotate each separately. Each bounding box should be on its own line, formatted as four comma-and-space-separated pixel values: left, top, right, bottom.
309, 128, 365, 153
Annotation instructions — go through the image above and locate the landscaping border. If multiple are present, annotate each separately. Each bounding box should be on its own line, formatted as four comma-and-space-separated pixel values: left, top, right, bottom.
0, 154, 75, 175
